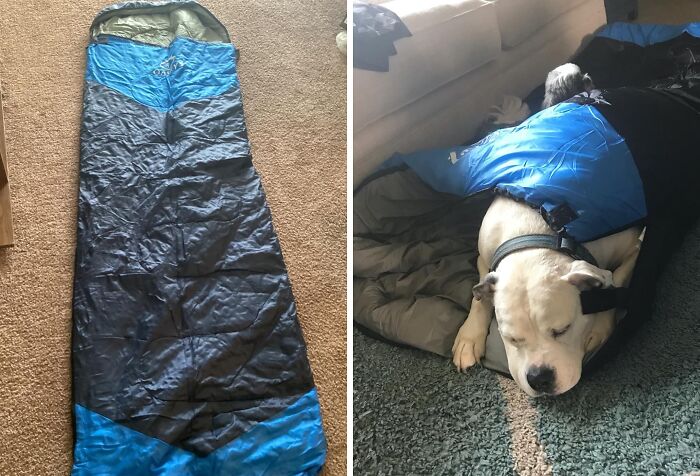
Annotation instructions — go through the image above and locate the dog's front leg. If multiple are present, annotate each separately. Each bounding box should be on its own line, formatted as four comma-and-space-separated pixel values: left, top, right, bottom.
612, 242, 641, 288
452, 255, 493, 371
586, 243, 641, 353
585, 310, 616, 354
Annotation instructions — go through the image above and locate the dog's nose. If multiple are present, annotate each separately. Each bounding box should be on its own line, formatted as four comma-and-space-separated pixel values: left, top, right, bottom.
526, 366, 555, 393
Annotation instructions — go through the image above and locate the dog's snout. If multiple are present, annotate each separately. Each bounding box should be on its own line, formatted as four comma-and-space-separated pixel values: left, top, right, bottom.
526, 366, 555, 393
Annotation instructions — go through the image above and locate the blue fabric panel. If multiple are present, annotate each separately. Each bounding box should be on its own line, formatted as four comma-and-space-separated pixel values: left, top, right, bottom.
383, 102, 647, 242
72, 388, 327, 476
86, 36, 237, 111
597, 22, 700, 46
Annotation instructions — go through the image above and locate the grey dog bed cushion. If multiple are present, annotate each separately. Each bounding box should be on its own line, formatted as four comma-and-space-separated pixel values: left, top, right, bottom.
354, 168, 487, 358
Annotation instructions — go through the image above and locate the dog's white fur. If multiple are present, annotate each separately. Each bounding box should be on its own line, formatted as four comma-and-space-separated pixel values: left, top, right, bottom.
452, 196, 642, 396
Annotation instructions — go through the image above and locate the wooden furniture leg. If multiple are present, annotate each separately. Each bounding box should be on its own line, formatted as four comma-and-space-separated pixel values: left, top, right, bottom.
0, 81, 14, 247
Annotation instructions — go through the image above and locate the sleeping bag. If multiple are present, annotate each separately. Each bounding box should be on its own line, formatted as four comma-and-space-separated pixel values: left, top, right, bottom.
71, 2, 326, 474
354, 22, 700, 376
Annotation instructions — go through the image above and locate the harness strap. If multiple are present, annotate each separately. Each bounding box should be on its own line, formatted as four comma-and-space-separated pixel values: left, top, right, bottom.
490, 234, 598, 271
580, 287, 629, 314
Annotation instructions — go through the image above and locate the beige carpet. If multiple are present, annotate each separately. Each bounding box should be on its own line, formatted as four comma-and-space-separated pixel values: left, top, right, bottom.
0, 1, 346, 475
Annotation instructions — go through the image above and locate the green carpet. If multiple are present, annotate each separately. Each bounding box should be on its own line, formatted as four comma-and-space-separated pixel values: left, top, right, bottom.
353, 330, 514, 474
535, 222, 700, 475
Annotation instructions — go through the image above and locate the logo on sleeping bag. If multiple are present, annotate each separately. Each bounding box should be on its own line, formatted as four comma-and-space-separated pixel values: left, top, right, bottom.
448, 151, 459, 164
153, 56, 185, 76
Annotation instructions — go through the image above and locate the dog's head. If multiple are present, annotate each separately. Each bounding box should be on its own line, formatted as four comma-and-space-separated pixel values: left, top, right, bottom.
542, 63, 595, 109
473, 252, 612, 396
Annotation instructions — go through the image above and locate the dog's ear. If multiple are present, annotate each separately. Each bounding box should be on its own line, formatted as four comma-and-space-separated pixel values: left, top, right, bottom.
473, 272, 498, 301
582, 73, 595, 92
561, 260, 613, 291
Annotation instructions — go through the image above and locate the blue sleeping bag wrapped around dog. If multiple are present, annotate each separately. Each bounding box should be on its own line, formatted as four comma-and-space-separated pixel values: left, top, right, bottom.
382, 100, 646, 243
354, 22, 700, 374
71, 2, 326, 474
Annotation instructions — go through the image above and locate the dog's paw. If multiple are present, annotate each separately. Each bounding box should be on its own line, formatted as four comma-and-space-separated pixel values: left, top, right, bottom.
451, 323, 487, 372
585, 330, 608, 354
585, 316, 615, 353
600, 269, 614, 289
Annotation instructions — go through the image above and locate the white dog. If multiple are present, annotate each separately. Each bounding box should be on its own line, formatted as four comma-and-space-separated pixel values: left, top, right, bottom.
452, 196, 642, 396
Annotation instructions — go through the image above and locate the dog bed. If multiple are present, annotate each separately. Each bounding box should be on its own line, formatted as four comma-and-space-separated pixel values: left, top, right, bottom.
354, 22, 700, 376
71, 2, 326, 474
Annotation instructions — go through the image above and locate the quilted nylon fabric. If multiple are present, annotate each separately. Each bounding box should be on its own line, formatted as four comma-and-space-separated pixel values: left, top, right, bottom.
72, 1, 326, 473
86, 35, 237, 110
72, 389, 326, 475
382, 102, 646, 242
597, 21, 700, 46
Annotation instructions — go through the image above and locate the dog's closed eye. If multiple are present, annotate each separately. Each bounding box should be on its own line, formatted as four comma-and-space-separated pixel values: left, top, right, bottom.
551, 325, 571, 338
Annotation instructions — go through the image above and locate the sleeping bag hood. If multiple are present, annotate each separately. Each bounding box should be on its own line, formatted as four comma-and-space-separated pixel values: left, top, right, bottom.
354, 22, 700, 377
71, 2, 326, 474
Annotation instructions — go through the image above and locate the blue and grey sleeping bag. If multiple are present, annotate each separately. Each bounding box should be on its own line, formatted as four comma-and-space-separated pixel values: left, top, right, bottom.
354, 23, 700, 375
71, 2, 326, 474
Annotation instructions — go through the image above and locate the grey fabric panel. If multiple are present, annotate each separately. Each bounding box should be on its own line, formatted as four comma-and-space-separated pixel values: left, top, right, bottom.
482, 318, 510, 375
353, 168, 491, 357
90, 1, 229, 45
354, 168, 463, 237
74, 79, 314, 455
353, 264, 474, 357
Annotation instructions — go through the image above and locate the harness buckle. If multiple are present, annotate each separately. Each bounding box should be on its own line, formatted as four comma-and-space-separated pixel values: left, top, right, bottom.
558, 236, 577, 254
540, 202, 578, 233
